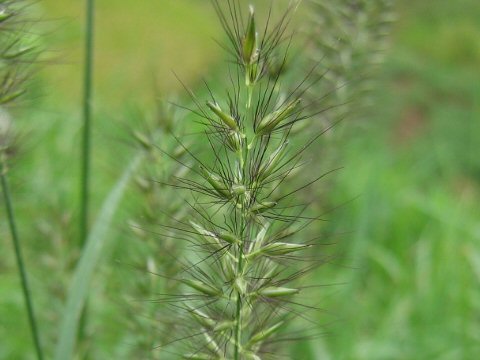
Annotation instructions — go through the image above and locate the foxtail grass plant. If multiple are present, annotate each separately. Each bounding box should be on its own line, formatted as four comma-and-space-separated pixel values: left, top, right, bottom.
307, 0, 396, 124
148, 1, 337, 358
0, 0, 43, 359
122, 100, 192, 358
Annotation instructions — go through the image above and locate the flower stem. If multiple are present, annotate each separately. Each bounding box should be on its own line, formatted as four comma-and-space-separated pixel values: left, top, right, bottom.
80, 0, 95, 247
233, 241, 244, 360
1, 168, 44, 360
234, 138, 250, 359
78, 0, 95, 351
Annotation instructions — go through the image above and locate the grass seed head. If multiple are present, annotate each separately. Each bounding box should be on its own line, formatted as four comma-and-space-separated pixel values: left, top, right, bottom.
150, 2, 332, 358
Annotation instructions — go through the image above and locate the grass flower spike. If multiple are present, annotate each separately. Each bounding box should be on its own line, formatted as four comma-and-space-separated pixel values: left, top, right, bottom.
212, 0, 298, 108
150, 2, 333, 358
308, 0, 396, 122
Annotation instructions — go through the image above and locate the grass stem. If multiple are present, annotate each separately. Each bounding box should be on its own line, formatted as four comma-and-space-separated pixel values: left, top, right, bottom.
233, 240, 245, 360
234, 134, 249, 359
80, 0, 95, 246
1, 169, 44, 360
78, 0, 95, 353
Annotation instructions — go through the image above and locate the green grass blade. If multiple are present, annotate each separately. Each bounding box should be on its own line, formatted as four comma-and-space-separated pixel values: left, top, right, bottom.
54, 154, 142, 360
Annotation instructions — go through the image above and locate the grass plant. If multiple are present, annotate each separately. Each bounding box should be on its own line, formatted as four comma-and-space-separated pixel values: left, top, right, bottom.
307, 0, 396, 123
53, 102, 187, 359
120, 100, 191, 358
146, 1, 338, 358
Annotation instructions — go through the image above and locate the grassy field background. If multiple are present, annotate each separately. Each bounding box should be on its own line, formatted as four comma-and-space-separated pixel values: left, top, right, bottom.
1, 0, 479, 359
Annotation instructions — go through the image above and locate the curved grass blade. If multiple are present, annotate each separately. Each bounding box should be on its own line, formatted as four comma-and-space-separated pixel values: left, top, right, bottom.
54, 153, 143, 360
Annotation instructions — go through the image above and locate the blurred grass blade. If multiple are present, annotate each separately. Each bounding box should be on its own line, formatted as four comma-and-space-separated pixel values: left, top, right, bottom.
54, 154, 142, 360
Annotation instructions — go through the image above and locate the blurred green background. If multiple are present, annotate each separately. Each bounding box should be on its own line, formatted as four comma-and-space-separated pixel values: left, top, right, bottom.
1, 0, 479, 359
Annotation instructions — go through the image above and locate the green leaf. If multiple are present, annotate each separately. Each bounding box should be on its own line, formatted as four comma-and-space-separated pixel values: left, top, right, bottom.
54, 154, 143, 360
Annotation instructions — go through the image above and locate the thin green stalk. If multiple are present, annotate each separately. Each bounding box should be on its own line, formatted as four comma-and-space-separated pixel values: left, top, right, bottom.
161, 3, 308, 357
80, 0, 95, 246
1, 167, 44, 360
234, 128, 249, 359
78, 0, 95, 352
